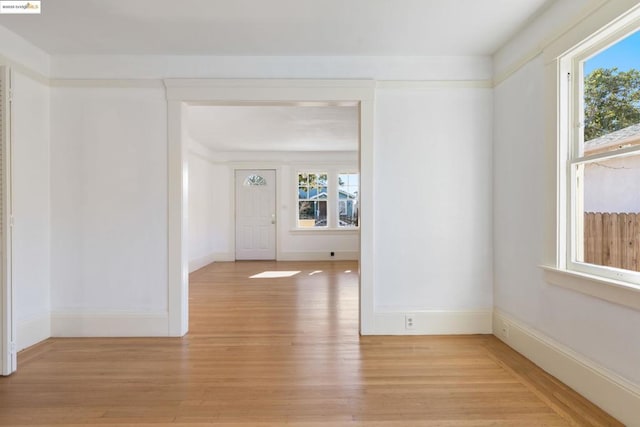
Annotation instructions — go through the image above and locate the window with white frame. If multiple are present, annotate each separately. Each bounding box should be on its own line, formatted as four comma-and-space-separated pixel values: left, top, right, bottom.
297, 172, 328, 228
338, 173, 359, 227
563, 25, 640, 285
296, 171, 359, 229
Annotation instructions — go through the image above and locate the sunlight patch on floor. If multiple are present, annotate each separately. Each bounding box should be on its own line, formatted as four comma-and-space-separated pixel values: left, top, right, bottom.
250, 271, 301, 279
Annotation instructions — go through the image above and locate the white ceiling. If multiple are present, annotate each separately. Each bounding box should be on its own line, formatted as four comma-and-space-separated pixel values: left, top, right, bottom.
2, 1, 551, 151
0, 0, 551, 55
186, 104, 359, 152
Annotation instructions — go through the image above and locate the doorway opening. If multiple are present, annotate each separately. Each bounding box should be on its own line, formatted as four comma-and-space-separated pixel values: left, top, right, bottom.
165, 80, 375, 336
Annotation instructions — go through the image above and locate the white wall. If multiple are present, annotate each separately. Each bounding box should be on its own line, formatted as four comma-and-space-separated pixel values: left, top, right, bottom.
188, 151, 232, 271
493, 0, 640, 393
2, 16, 496, 338
374, 87, 494, 312
49, 58, 493, 336
12, 71, 50, 350
50, 86, 169, 335
187, 143, 359, 271
47, 53, 493, 335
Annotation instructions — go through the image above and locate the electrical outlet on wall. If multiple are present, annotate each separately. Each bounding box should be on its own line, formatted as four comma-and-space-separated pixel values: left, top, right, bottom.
501, 320, 510, 338
405, 314, 415, 330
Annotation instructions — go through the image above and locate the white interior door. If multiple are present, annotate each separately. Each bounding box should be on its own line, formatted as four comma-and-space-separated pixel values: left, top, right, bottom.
0, 66, 15, 376
235, 169, 276, 260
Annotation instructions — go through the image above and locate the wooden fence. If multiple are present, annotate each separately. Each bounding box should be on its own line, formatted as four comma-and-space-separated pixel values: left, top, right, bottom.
584, 212, 640, 272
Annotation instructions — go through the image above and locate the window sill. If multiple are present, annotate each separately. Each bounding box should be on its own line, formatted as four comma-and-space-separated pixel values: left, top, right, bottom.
290, 227, 359, 235
541, 266, 640, 311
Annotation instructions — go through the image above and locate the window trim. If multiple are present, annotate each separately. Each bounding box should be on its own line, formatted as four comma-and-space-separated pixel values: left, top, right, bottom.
547, 6, 640, 309
565, 23, 640, 286
543, 266, 640, 311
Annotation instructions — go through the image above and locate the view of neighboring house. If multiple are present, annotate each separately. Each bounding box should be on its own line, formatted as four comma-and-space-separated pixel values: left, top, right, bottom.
582, 123, 640, 272
583, 122, 640, 213
338, 189, 358, 226
298, 185, 328, 226
297, 186, 358, 227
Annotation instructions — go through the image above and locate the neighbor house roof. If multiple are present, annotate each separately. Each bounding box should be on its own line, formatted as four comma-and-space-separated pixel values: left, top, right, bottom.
298, 188, 357, 199
584, 122, 640, 155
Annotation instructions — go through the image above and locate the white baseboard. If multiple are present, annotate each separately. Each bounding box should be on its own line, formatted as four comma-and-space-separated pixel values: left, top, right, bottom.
17, 313, 51, 351
278, 251, 359, 261
51, 311, 169, 337
367, 309, 493, 335
189, 252, 236, 272
211, 252, 235, 262
189, 253, 216, 272
190, 251, 359, 265
493, 310, 640, 426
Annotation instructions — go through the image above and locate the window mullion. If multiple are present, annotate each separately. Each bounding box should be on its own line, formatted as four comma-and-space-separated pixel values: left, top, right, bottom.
328, 169, 337, 228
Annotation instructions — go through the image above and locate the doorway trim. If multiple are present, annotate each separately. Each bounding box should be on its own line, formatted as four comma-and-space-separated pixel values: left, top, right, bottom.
0, 65, 15, 375
165, 79, 375, 336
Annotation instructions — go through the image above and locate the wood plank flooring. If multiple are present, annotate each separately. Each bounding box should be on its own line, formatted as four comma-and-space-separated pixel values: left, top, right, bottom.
0, 261, 622, 426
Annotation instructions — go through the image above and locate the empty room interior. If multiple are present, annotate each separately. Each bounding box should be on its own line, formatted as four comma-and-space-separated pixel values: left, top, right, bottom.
1, 0, 640, 425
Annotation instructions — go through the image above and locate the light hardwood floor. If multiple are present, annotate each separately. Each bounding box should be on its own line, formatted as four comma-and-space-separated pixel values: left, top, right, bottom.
0, 261, 622, 426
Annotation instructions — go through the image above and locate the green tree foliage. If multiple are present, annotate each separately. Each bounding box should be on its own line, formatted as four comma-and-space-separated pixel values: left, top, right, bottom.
584, 67, 640, 141
298, 173, 327, 186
